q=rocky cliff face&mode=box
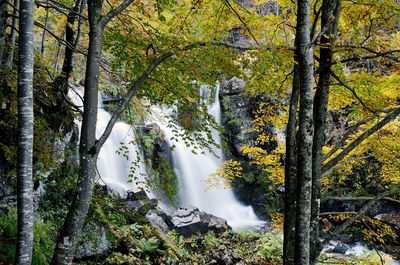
[219,77,280,219]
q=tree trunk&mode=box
[50,0,103,264]
[15,0,35,263]
[52,0,82,121]
[294,0,314,264]
[5,0,19,69]
[310,1,341,262]
[40,3,49,55]
[0,0,8,64]
[283,64,299,265]
[56,0,82,94]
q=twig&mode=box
[224,0,259,45]
[361,219,385,265]
[330,72,375,114]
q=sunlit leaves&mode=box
[205,159,243,190]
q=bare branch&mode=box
[320,211,356,216]
[322,196,400,204]
[224,0,259,45]
[330,71,375,113]
[321,189,400,246]
[322,107,400,174]
[322,113,379,162]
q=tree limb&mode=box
[321,189,400,246]
[95,51,173,151]
[322,196,400,204]
[321,113,379,162]
[224,0,259,45]
[322,107,400,174]
[100,0,135,28]
[94,39,284,151]
[320,211,356,216]
[331,71,375,113]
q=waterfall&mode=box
[152,84,265,230]
[68,86,148,196]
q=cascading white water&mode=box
[68,86,148,196]
[152,84,265,230]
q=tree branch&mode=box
[322,107,400,174]
[100,0,135,28]
[312,16,335,45]
[224,0,259,45]
[94,40,292,151]
[331,71,375,113]
[322,113,379,162]
[322,196,400,204]
[321,189,400,246]
[95,52,173,151]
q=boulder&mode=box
[146,210,170,234]
[333,242,349,254]
[126,190,158,215]
[75,224,112,260]
[167,206,230,237]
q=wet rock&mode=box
[127,190,148,201]
[333,242,349,254]
[126,190,157,212]
[146,210,170,234]
[168,207,230,237]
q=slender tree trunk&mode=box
[283,64,299,265]
[0,0,8,64]
[53,0,82,115]
[15,0,35,263]
[294,0,315,264]
[57,0,82,92]
[54,33,64,73]
[51,1,103,264]
[40,3,49,55]
[310,1,341,263]
[6,0,19,69]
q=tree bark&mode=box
[6,0,19,69]
[283,65,299,265]
[50,1,103,264]
[0,0,8,64]
[15,0,35,263]
[310,0,341,262]
[294,0,314,264]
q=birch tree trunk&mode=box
[310,1,341,262]
[6,0,19,69]
[294,0,315,264]
[15,0,35,263]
